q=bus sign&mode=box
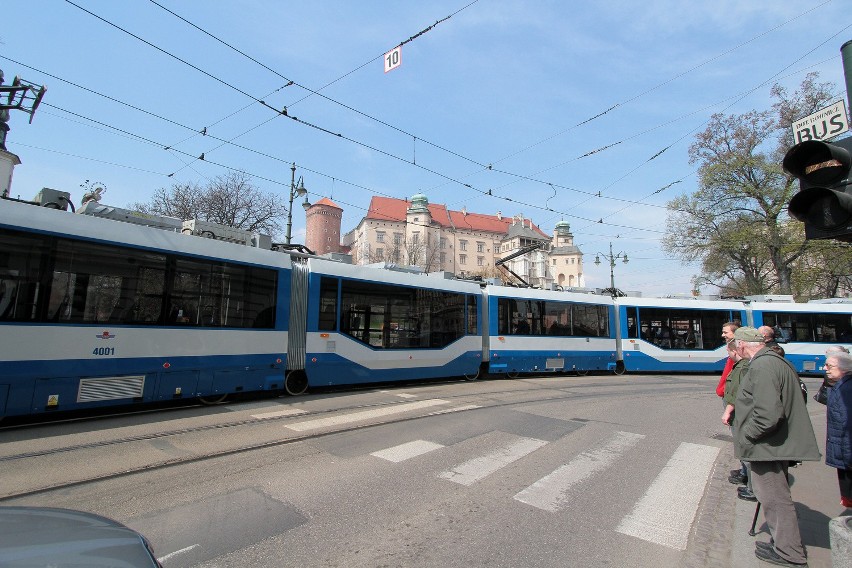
[791,99,849,144]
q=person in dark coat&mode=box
[823,351,852,509]
[732,327,821,567]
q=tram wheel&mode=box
[507,371,520,379]
[575,369,589,376]
[463,368,480,381]
[613,361,626,375]
[284,371,309,396]
[198,393,228,405]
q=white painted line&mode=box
[514,431,645,512]
[439,436,547,486]
[284,399,450,432]
[251,408,308,420]
[395,393,418,399]
[371,440,445,462]
[616,442,720,550]
[429,404,482,415]
[158,543,199,562]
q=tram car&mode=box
[482,285,616,376]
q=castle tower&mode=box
[305,197,343,255]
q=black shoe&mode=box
[729,472,748,485]
[754,545,807,566]
[738,487,757,502]
[755,541,774,551]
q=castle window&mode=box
[460,254,467,265]
[376,232,385,243]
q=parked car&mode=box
[0,506,162,567]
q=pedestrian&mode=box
[823,350,852,509]
[732,326,821,567]
[758,325,786,357]
[814,346,850,405]
[721,340,755,498]
[716,321,741,399]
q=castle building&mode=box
[337,194,584,288]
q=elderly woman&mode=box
[824,350,852,509]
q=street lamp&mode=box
[594,242,629,295]
[594,242,629,375]
[286,162,308,244]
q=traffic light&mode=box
[784,137,852,241]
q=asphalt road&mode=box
[0,374,838,567]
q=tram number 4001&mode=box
[92,346,116,356]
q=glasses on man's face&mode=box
[825,363,838,369]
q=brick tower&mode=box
[305,197,343,255]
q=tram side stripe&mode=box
[615,442,720,550]
[513,431,645,512]
[371,440,445,462]
[284,399,451,431]
[438,436,547,486]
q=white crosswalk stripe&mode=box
[513,431,646,512]
[615,442,720,550]
[371,440,445,462]
[438,436,548,486]
[284,399,450,431]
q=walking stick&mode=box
[748,501,761,536]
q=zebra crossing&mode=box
[366,421,720,551]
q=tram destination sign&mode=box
[791,99,849,144]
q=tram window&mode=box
[637,307,728,350]
[318,277,338,331]
[49,240,167,325]
[497,298,608,337]
[762,311,852,343]
[466,294,478,334]
[0,227,278,327]
[339,280,467,349]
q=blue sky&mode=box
[2,1,850,295]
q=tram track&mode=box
[0,376,706,502]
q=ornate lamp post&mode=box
[594,242,629,295]
[286,163,308,244]
[594,242,629,375]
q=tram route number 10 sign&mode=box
[384,45,402,73]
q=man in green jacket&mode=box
[732,327,821,567]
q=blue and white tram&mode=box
[482,286,617,376]
[0,197,292,418]
[615,296,748,373]
[295,258,483,390]
[750,300,852,375]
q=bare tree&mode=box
[130,172,286,237]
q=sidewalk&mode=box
[728,379,851,568]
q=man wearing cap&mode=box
[732,326,820,567]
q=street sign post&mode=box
[791,99,849,144]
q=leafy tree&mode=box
[664,73,852,298]
[130,172,286,237]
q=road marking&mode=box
[284,399,450,431]
[514,431,645,512]
[439,436,547,486]
[251,408,308,420]
[429,404,481,415]
[158,543,199,562]
[616,442,720,550]
[395,393,418,399]
[371,440,445,462]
